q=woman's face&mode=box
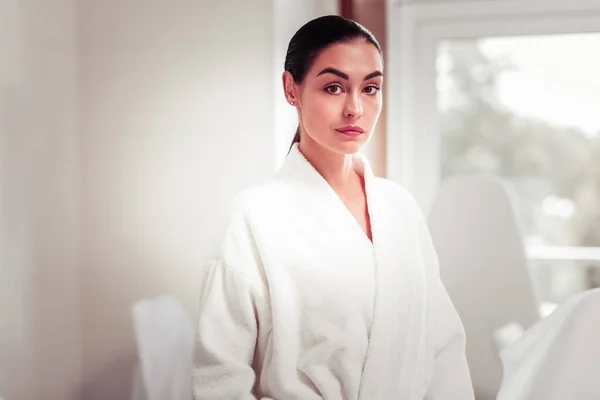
[284,39,384,155]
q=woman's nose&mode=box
[344,93,363,118]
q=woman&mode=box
[193,15,474,400]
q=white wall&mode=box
[78,1,284,398]
[0,0,81,399]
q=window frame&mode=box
[385,0,600,213]
[385,0,600,264]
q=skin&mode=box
[282,39,384,242]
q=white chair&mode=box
[130,295,194,400]
[427,175,543,399]
[498,287,600,400]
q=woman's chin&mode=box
[302,133,368,155]
[332,140,365,154]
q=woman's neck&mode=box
[298,138,362,197]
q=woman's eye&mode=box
[364,85,380,95]
[325,84,343,94]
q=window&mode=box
[437,34,600,303]
[386,0,600,305]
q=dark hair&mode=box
[284,15,382,153]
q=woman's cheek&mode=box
[366,97,382,123]
[311,96,336,123]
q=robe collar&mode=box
[276,143,376,248]
[278,144,428,399]
[279,142,374,182]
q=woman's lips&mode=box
[335,125,365,137]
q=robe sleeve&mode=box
[411,199,475,399]
[425,276,475,400]
[193,259,272,400]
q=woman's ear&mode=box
[282,71,298,106]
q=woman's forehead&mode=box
[309,41,383,78]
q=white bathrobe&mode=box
[193,143,474,400]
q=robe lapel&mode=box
[278,144,374,253]
[354,153,432,400]
[278,144,431,399]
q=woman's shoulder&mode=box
[223,177,292,224]
[370,176,435,240]
[372,176,422,211]
[202,178,288,265]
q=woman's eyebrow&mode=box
[364,70,384,80]
[316,67,383,81]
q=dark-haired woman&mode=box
[193,15,474,400]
